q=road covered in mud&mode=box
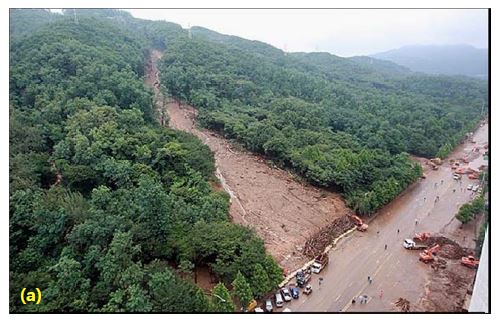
[284,123,488,312]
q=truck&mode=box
[311,253,329,274]
[349,215,368,231]
[296,267,312,287]
[403,239,428,250]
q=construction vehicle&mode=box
[413,232,431,242]
[461,256,479,269]
[296,267,312,287]
[311,253,329,274]
[349,215,368,231]
[246,299,257,312]
[403,239,428,250]
[419,244,440,263]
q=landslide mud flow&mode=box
[145,51,351,272]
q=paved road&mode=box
[282,123,488,312]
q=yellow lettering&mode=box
[27,292,36,302]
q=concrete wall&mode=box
[469,228,489,313]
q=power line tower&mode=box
[73,8,79,25]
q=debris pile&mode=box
[425,236,474,259]
[302,215,355,257]
[394,298,410,312]
[430,258,447,271]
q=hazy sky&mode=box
[125,9,488,57]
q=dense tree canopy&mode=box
[10,9,281,313]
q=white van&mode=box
[275,292,284,308]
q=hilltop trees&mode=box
[159,37,485,214]
[9,11,281,313]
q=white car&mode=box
[281,288,292,302]
[467,184,473,190]
[472,185,479,192]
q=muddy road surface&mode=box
[145,51,351,272]
[283,123,488,312]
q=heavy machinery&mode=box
[414,232,431,242]
[419,244,440,263]
[461,256,479,269]
[311,253,329,273]
[349,215,368,231]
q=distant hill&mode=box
[371,44,488,78]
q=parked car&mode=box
[281,287,292,302]
[472,185,479,192]
[303,284,312,295]
[467,184,473,190]
[265,299,273,312]
[291,287,300,299]
[453,173,461,180]
[275,292,284,307]
[254,307,264,313]
[283,308,292,312]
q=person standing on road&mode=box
[368,276,372,284]
[385,244,387,250]
[441,179,444,184]
[397,229,400,234]
[424,197,426,202]
[415,219,418,225]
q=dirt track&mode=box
[145,50,351,272]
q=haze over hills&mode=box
[371,44,488,78]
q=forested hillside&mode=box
[158,32,487,214]
[9,9,488,313]
[10,9,281,312]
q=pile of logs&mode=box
[302,216,354,258]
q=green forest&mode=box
[10,9,281,312]
[10,9,487,313]
[159,30,487,214]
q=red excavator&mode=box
[414,232,431,242]
[461,256,479,269]
[349,215,368,232]
[419,244,440,263]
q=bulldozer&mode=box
[461,256,479,269]
[349,215,368,232]
[419,244,440,263]
[413,232,431,242]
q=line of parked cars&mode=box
[259,283,311,312]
